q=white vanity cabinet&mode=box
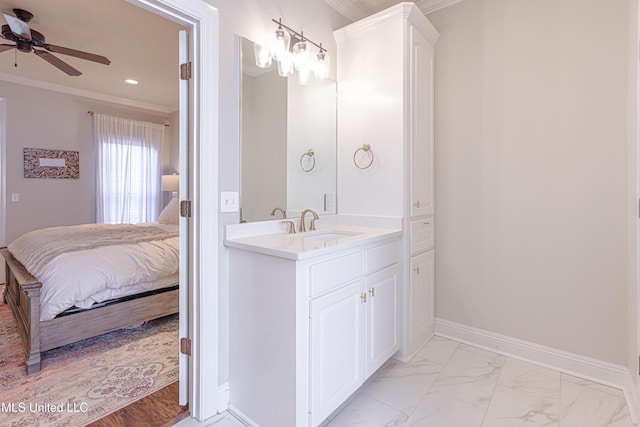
[409,25,435,219]
[407,14,437,358]
[227,233,401,427]
[409,250,434,347]
[335,2,438,361]
[310,278,365,424]
[310,250,399,426]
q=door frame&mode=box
[128,0,220,421]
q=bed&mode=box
[1,213,180,374]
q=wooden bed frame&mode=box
[1,247,179,374]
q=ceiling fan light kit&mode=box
[0,8,111,76]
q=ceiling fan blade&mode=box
[33,50,81,76]
[0,43,15,52]
[2,13,30,40]
[44,44,110,65]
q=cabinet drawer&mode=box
[365,241,400,275]
[410,218,434,255]
[310,251,363,297]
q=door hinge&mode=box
[180,61,192,80]
[180,200,192,218]
[180,337,192,356]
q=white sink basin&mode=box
[303,231,362,242]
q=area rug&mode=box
[0,304,179,426]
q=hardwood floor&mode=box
[88,382,189,427]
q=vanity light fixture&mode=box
[254,18,330,84]
[253,43,272,68]
[273,20,291,61]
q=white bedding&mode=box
[8,222,179,321]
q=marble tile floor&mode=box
[177,336,635,427]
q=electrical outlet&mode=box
[11,193,20,202]
[220,191,239,213]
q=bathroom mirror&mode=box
[239,36,337,222]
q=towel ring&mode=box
[353,144,374,170]
[300,149,316,172]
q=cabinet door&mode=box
[366,265,400,376]
[410,250,434,351]
[409,25,435,218]
[310,280,366,425]
[410,218,434,255]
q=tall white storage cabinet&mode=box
[335,2,439,360]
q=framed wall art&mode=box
[23,148,80,179]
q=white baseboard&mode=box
[228,404,260,427]
[217,382,230,414]
[434,317,638,425]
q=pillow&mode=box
[157,196,180,224]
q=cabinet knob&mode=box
[361,292,367,303]
[414,266,420,275]
[369,287,375,297]
[414,200,421,208]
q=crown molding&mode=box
[325,0,464,23]
[0,72,172,114]
[322,0,368,22]
[415,0,465,15]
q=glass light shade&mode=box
[273,27,291,61]
[296,65,311,85]
[253,42,272,68]
[314,50,330,80]
[277,55,294,77]
[292,39,310,70]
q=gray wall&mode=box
[429,0,632,366]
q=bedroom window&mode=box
[94,113,165,224]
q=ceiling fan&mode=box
[0,8,110,76]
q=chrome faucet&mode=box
[298,208,319,232]
[270,207,286,219]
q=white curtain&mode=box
[94,113,164,224]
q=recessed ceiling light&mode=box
[125,79,139,85]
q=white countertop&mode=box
[224,224,402,260]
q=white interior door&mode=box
[178,29,190,406]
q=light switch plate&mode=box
[220,191,239,213]
[11,193,19,202]
[324,193,335,212]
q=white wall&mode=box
[204,0,350,386]
[336,18,405,218]
[429,0,631,365]
[1,81,172,243]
